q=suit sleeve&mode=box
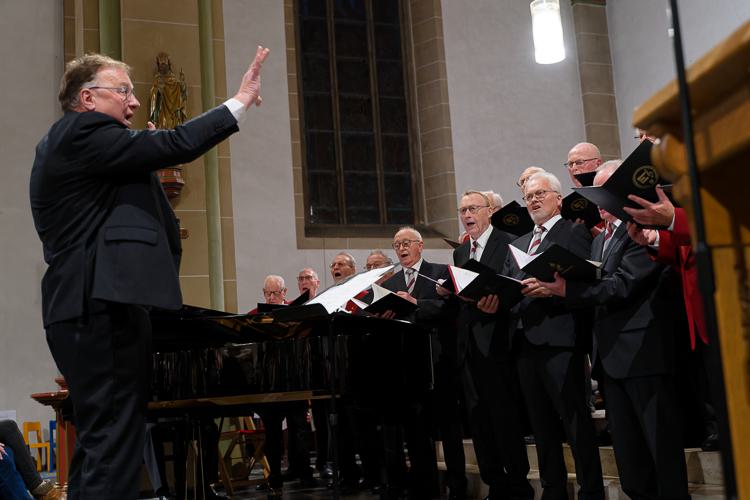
[565,240,663,307]
[67,107,239,178]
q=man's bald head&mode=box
[566,142,603,186]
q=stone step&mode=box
[436,439,724,493]
[448,464,725,500]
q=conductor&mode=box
[29,46,270,499]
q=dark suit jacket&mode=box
[452,227,514,362]
[565,223,676,379]
[381,260,448,324]
[503,217,592,349]
[30,107,239,326]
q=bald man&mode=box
[565,142,603,188]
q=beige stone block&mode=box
[175,210,209,276]
[218,157,233,217]
[294,193,304,221]
[179,276,211,308]
[423,171,456,200]
[83,29,99,54]
[412,16,441,45]
[211,0,224,38]
[223,279,238,313]
[288,92,299,121]
[291,143,302,169]
[296,222,325,249]
[289,118,301,143]
[322,237,348,249]
[292,167,303,196]
[284,1,294,23]
[287,73,299,96]
[582,93,619,125]
[64,0,73,17]
[414,39,445,69]
[122,0,199,25]
[185,86,205,119]
[425,193,457,224]
[352,238,394,252]
[585,123,621,158]
[429,219,457,239]
[421,148,455,177]
[575,33,612,65]
[221,217,236,280]
[417,79,449,110]
[64,18,75,56]
[579,63,614,95]
[83,0,98,29]
[286,47,297,76]
[572,3,608,35]
[415,60,446,87]
[418,103,451,134]
[411,0,439,24]
[122,20,201,88]
[421,127,452,155]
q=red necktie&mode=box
[470,240,479,260]
[529,226,545,255]
[602,222,615,258]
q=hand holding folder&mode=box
[445,259,525,306]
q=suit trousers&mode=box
[516,336,604,500]
[461,337,533,498]
[601,371,690,500]
[46,299,151,500]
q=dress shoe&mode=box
[701,433,720,451]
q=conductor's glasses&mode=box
[85,85,136,100]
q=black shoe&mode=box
[702,433,720,451]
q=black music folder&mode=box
[561,191,602,228]
[574,171,597,187]
[509,244,601,282]
[573,141,664,226]
[447,259,525,304]
[352,284,418,318]
[491,200,534,236]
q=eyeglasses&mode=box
[523,189,557,203]
[297,275,317,282]
[563,158,598,169]
[263,289,286,297]
[457,205,489,215]
[392,239,420,250]
[85,85,136,100]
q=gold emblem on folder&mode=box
[632,165,659,189]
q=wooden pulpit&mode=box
[633,19,750,497]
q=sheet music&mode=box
[509,244,541,269]
[448,265,479,294]
[307,265,395,313]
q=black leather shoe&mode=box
[702,433,720,451]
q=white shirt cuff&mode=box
[667,212,676,232]
[223,98,247,125]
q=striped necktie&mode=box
[405,268,416,294]
[602,222,615,258]
[529,226,546,255]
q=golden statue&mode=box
[149,52,188,129]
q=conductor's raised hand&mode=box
[234,45,271,109]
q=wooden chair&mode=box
[217,416,269,495]
[22,421,51,472]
